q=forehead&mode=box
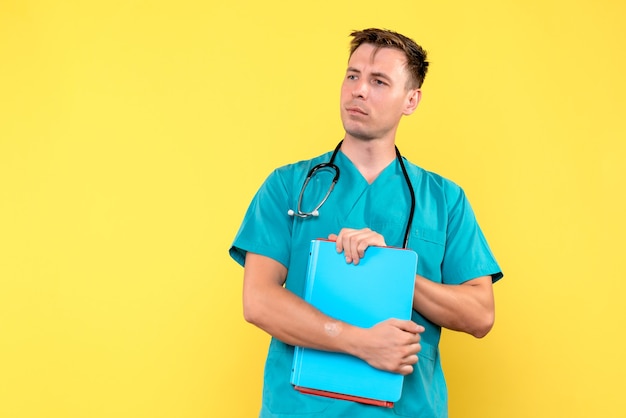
[348,43,409,77]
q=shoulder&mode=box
[403,158,465,199]
[276,151,333,172]
[270,152,334,183]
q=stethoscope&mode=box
[287,140,416,248]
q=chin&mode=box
[342,124,373,142]
[344,129,376,141]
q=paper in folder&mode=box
[290,239,418,408]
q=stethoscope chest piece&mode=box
[287,160,340,219]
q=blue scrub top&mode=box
[230,149,503,418]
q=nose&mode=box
[351,79,368,100]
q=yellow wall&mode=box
[1,1,624,417]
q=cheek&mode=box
[383,94,407,112]
[339,84,350,102]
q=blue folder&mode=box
[290,239,418,407]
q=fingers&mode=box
[395,342,423,375]
[331,228,387,265]
[399,364,414,375]
[398,352,419,375]
[388,321,423,375]
[359,320,425,375]
[387,318,425,335]
[379,345,422,376]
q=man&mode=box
[229,28,503,418]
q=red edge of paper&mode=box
[294,386,395,408]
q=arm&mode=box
[330,228,495,337]
[413,275,495,338]
[242,251,425,375]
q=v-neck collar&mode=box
[335,149,399,187]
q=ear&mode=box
[403,89,422,116]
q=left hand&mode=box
[328,228,386,265]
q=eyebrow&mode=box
[346,67,392,83]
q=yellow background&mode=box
[1,1,625,417]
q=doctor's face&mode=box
[340,43,420,142]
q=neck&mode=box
[340,136,397,184]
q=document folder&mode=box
[290,239,418,407]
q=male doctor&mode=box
[229,28,503,418]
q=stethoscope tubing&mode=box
[289,140,416,249]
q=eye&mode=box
[374,79,387,86]
[347,74,357,80]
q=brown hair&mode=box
[349,28,429,89]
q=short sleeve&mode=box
[229,168,293,268]
[441,185,503,284]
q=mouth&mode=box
[345,105,368,116]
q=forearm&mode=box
[242,252,361,355]
[244,279,360,353]
[413,275,495,338]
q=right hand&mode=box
[355,318,425,375]
[328,227,387,265]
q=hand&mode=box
[328,228,386,265]
[356,318,424,375]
